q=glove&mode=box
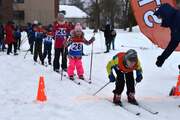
[156,56,165,67]
[90,37,95,42]
[136,71,143,83]
[109,73,116,82]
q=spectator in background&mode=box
[111,28,117,50]
[0,23,5,51]
[101,21,113,53]
[4,21,18,55]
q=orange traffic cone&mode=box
[36,76,47,102]
[174,75,180,96]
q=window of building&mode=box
[0,0,2,6]
[14,0,24,3]
[13,10,24,20]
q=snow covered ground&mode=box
[0,27,180,120]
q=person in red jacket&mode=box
[53,13,68,72]
[4,21,18,55]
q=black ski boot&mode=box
[48,61,52,65]
[63,68,67,72]
[113,94,122,106]
[14,53,18,55]
[127,93,139,105]
[54,69,60,73]
[41,61,44,65]
[79,75,84,80]
[104,50,109,53]
[69,76,74,80]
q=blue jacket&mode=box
[154,3,180,41]
[43,36,53,45]
[14,30,21,38]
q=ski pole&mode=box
[60,69,63,81]
[61,47,67,81]
[93,82,111,96]
[89,32,96,81]
[24,48,30,59]
[20,36,28,47]
[60,48,64,81]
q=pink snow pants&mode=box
[67,58,84,77]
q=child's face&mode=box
[126,60,136,68]
[75,30,82,36]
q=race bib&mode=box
[69,42,83,56]
[55,28,66,38]
[70,43,83,51]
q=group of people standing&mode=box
[0,21,21,55]
[26,13,74,71]
[26,12,94,80]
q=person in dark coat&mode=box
[26,23,36,54]
[0,23,5,51]
[101,22,113,53]
[154,3,180,67]
[111,29,117,50]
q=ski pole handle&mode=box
[93,82,111,96]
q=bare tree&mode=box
[88,0,101,29]
[88,0,136,30]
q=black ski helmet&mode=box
[124,49,138,62]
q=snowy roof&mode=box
[59,5,89,18]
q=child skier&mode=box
[34,23,46,65]
[43,31,53,65]
[64,23,95,80]
[106,49,143,105]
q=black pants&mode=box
[105,38,111,52]
[43,44,52,63]
[16,37,21,50]
[7,42,17,54]
[33,41,43,62]
[111,38,115,50]
[53,48,67,70]
[0,38,5,51]
[29,38,34,54]
[113,70,135,95]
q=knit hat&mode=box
[124,49,138,62]
[74,23,82,32]
[58,13,65,18]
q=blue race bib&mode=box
[69,42,83,57]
